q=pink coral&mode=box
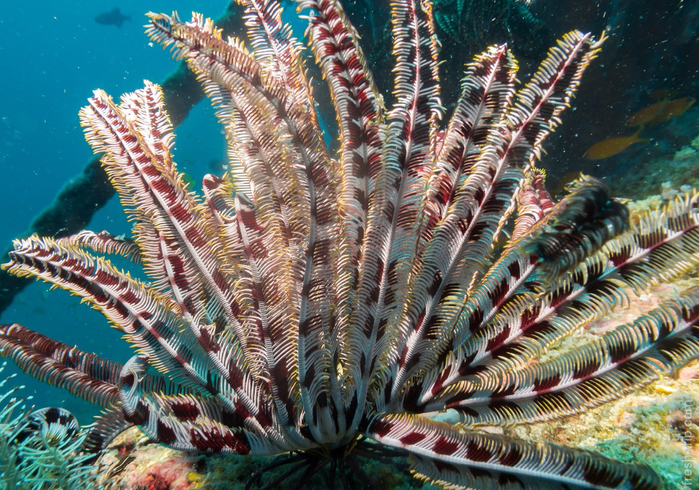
[122,452,196,490]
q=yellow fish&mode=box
[584,127,648,160]
[626,99,668,127]
[650,96,696,124]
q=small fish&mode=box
[584,127,648,160]
[650,96,696,124]
[94,8,131,28]
[626,99,668,127]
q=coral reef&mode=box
[0,362,98,489]
[515,190,699,489]
[513,370,699,490]
[93,426,428,490]
[609,131,699,203]
[94,428,205,490]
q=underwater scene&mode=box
[0,0,698,488]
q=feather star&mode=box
[1,0,698,488]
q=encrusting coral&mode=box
[611,131,699,203]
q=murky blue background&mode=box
[0,0,234,422]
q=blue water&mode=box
[0,0,231,422]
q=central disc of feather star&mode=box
[2,0,698,489]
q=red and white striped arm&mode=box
[365,412,660,489]
[432,289,699,426]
